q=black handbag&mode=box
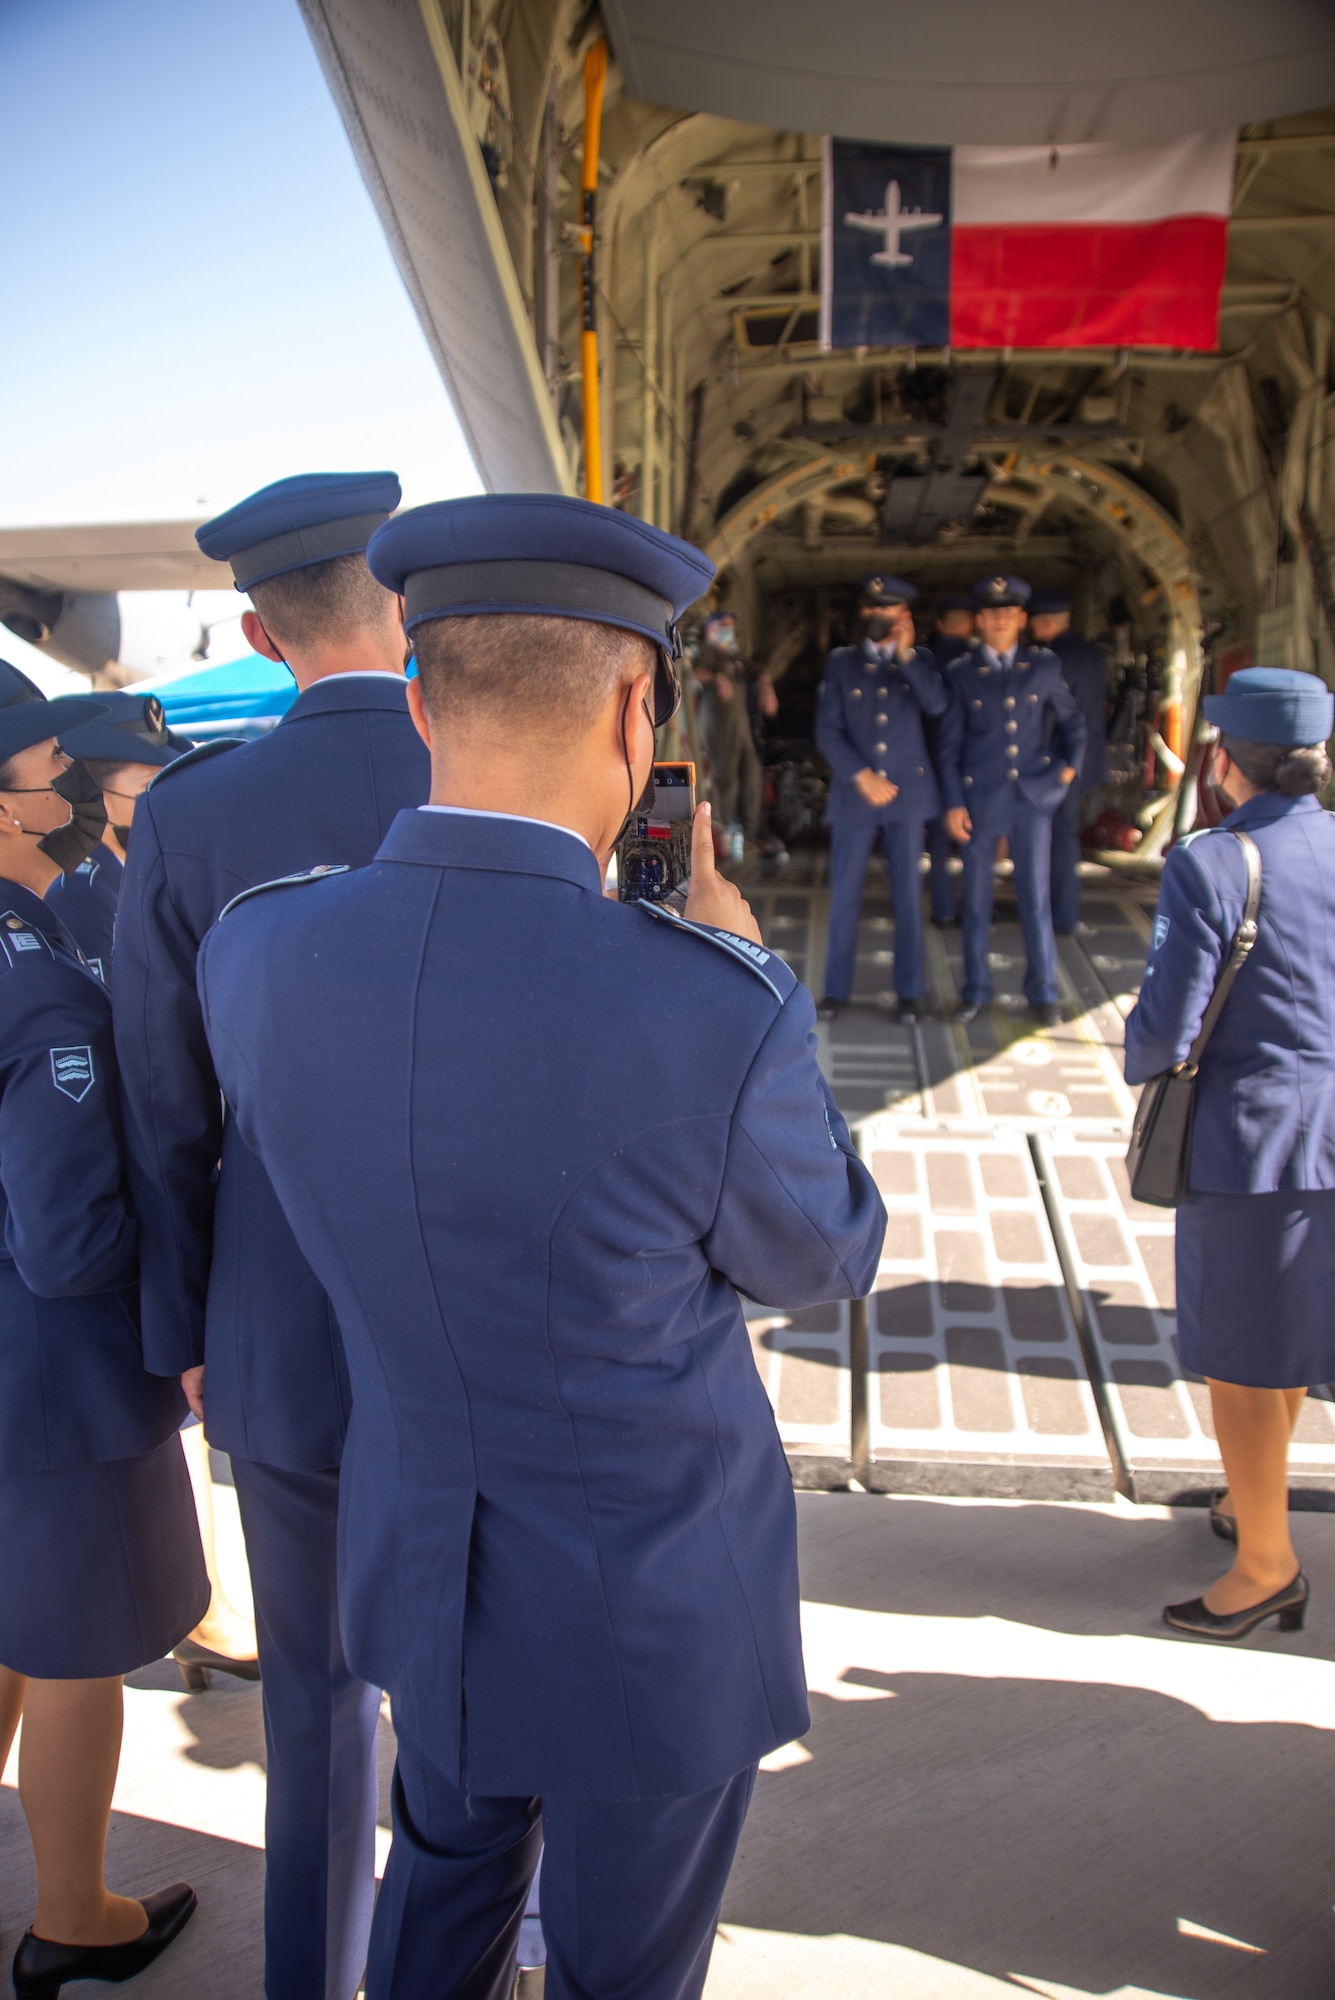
[1125,829,1261,1209]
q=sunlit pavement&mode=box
[5,1483,1335,1998]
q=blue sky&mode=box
[0,0,481,681]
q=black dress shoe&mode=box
[815,995,843,1021]
[929,915,957,930]
[1209,1490,1238,1544]
[954,1001,981,1025]
[13,1883,197,1999]
[894,999,920,1025]
[1031,1003,1062,1028]
[1163,1570,1308,1642]
[172,1637,261,1692]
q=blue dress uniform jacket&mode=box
[1049,631,1110,788]
[44,846,120,985]
[0,886,183,1473]
[197,808,887,1800]
[815,641,947,823]
[1125,793,1335,1192]
[936,644,1087,815]
[114,673,430,1469]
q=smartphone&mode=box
[617,762,696,903]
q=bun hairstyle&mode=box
[1219,731,1332,797]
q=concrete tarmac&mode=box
[4,1483,1335,1998]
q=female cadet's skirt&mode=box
[1176,1186,1335,1388]
[0,1434,208,1678]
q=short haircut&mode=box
[412,613,654,735]
[248,552,398,653]
[0,757,19,792]
[1220,732,1332,798]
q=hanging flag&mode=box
[820,132,1235,352]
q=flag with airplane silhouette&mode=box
[820,132,1234,352]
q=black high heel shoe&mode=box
[1164,1570,1308,1642]
[172,1637,261,1692]
[1209,1490,1238,1544]
[12,1882,196,1999]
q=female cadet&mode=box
[1124,667,1335,1641]
[0,663,207,1996]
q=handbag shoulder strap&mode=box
[1183,828,1261,1069]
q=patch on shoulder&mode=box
[0,910,53,970]
[1151,913,1170,953]
[50,1045,94,1103]
[219,864,350,921]
[147,738,246,789]
[634,900,795,1003]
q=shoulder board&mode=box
[147,738,246,789]
[0,910,54,971]
[1175,827,1221,852]
[634,901,795,1002]
[218,863,350,921]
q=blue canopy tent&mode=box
[146,653,297,739]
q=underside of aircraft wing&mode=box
[0,520,220,595]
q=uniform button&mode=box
[875,741,887,752]
[876,768,888,778]
[1006,746,1018,758]
[915,766,924,776]
[1008,769,1019,780]
[972,698,982,710]
[1006,721,1017,733]
[964,776,973,787]
[1028,693,1038,703]
[1004,696,1016,710]
[876,712,887,723]
[852,688,863,699]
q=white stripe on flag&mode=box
[953,131,1236,226]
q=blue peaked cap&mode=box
[58,691,193,768]
[368,496,717,652]
[197,471,402,592]
[1204,667,1334,747]
[860,574,917,606]
[0,659,106,761]
[972,573,1031,609]
[1028,591,1072,615]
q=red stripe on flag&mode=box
[949,216,1227,350]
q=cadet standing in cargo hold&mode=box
[814,576,947,1024]
[196,494,886,2000]
[1028,592,1111,934]
[924,594,976,928]
[937,575,1086,1027]
[114,473,430,2000]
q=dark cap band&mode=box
[231,511,392,593]
[403,560,677,651]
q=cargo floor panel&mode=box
[744,1299,853,1488]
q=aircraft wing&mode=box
[0,520,222,594]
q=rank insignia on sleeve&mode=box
[1152,915,1170,953]
[50,1046,95,1102]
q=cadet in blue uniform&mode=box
[924,594,975,927]
[814,576,947,1024]
[0,665,206,1999]
[115,473,429,2000]
[1125,668,1335,1643]
[937,575,1086,1026]
[45,694,192,982]
[196,495,887,2000]
[1028,593,1111,933]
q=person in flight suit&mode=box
[44,693,192,982]
[924,594,976,927]
[1028,592,1111,934]
[694,610,764,848]
[0,665,207,1999]
[937,575,1086,1027]
[195,494,887,2000]
[115,472,430,2000]
[814,576,947,1025]
[1125,669,1335,1642]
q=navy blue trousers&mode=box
[823,818,925,1001]
[232,1458,382,2000]
[960,795,1059,1007]
[366,1730,757,2000]
[1050,782,1084,933]
[924,815,957,923]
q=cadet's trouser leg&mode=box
[880,819,926,999]
[232,1459,381,2000]
[924,815,957,922]
[1011,801,1060,1007]
[738,734,764,843]
[822,822,879,1000]
[1050,782,1083,933]
[959,815,1002,1006]
[366,1733,541,2000]
[709,743,740,830]
[539,1766,757,2000]
[367,1726,756,2000]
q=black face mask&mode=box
[864,614,895,643]
[38,762,108,872]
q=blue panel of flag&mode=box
[821,139,952,350]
